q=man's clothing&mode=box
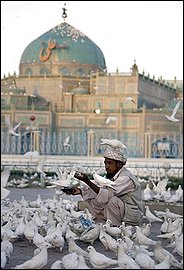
[81,167,144,226]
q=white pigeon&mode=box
[50,260,63,269]
[61,252,79,269]
[167,217,181,233]
[67,236,89,257]
[76,255,90,269]
[163,187,171,202]
[79,224,100,245]
[144,205,163,223]
[100,138,127,149]
[24,151,40,157]
[117,242,141,269]
[48,231,65,251]
[175,185,183,201]
[65,224,78,241]
[124,96,136,104]
[164,208,183,220]
[157,222,183,239]
[172,234,183,257]
[160,216,169,234]
[143,184,153,201]
[49,168,68,186]
[87,245,118,269]
[100,234,119,254]
[51,170,75,188]
[5,115,22,136]
[154,255,170,269]
[63,135,71,147]
[33,231,48,247]
[122,235,134,251]
[1,234,14,260]
[134,225,157,246]
[105,116,117,124]
[24,219,38,243]
[92,171,117,189]
[165,100,181,122]
[134,245,155,269]
[102,220,122,238]
[165,192,181,204]
[120,222,133,238]
[154,210,167,219]
[1,250,7,269]
[140,223,152,237]
[1,169,10,200]
[152,178,168,195]
[154,240,182,269]
[35,156,47,178]
[14,243,51,269]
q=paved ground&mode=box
[2,188,183,269]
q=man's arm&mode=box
[74,172,100,194]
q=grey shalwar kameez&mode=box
[81,166,144,226]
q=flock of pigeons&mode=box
[1,138,183,268]
[1,188,183,269]
[143,178,183,204]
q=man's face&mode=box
[104,157,120,179]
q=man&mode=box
[67,141,144,226]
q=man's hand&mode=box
[65,187,82,195]
[74,171,90,183]
[75,171,100,194]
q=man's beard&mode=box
[106,172,116,180]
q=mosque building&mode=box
[1,7,183,158]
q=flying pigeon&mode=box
[35,156,47,178]
[63,136,71,147]
[5,115,22,136]
[105,116,117,125]
[165,100,181,122]
[124,96,136,104]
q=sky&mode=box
[1,1,183,80]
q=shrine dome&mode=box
[19,22,106,76]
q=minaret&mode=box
[131,59,138,76]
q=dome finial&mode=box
[62,3,67,21]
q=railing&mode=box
[1,130,183,159]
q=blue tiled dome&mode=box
[19,22,106,76]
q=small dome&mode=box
[19,22,106,76]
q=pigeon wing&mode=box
[156,178,168,190]
[171,100,181,117]
[13,121,22,131]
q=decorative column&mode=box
[87,129,94,157]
